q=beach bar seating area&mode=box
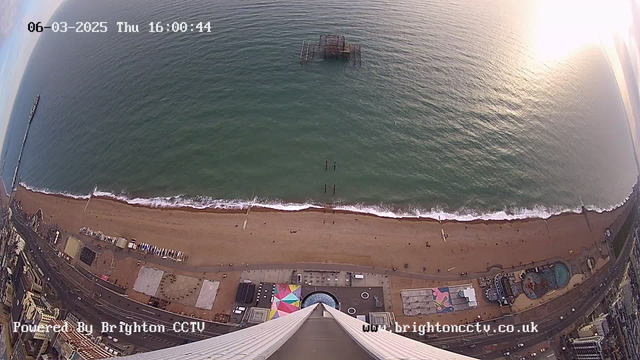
[79,226,186,261]
[80,227,127,248]
[300,34,362,67]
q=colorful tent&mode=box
[268,284,302,320]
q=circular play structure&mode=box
[361,291,370,300]
[347,307,357,315]
[301,291,339,309]
[522,262,571,299]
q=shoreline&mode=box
[16,182,633,224]
[12,182,631,272]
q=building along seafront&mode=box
[1,181,639,358]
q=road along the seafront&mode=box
[11,216,236,353]
[441,224,635,358]
[11,205,636,357]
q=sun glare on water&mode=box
[535,0,632,62]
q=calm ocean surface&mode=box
[2,0,638,219]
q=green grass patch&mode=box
[613,206,636,257]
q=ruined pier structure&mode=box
[300,35,362,67]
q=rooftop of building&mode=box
[26,291,47,309]
[572,335,605,344]
[48,320,113,359]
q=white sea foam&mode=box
[18,182,629,222]
[19,182,90,200]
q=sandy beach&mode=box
[13,185,627,274]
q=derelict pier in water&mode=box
[300,35,362,67]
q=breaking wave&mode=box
[18,182,628,222]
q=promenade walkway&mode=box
[77,229,571,282]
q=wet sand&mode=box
[14,185,627,273]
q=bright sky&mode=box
[532,0,640,167]
[534,0,634,61]
[0,0,64,153]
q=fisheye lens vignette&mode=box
[0,0,640,359]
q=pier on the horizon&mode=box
[11,95,40,191]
